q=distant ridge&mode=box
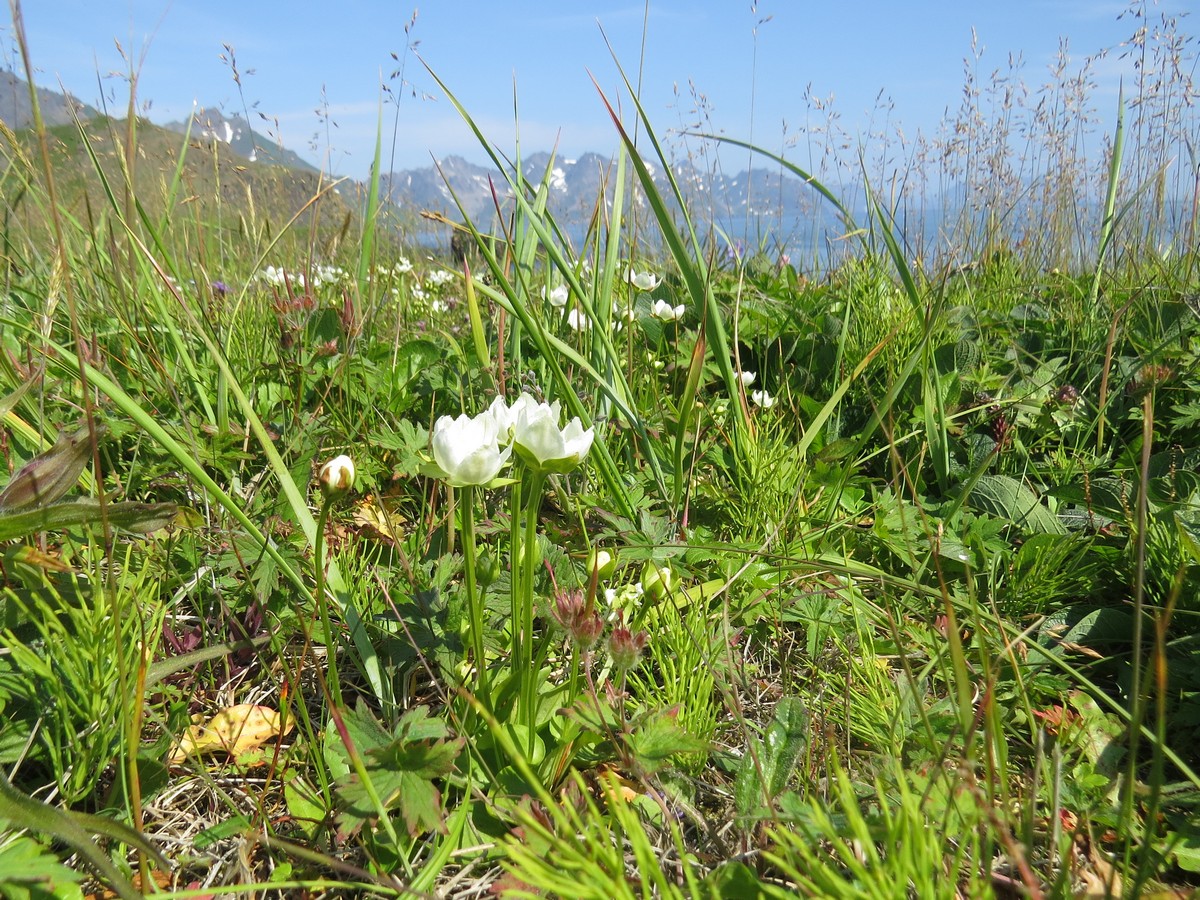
[163,106,319,174]
[381,150,827,239]
[0,71,843,249]
[0,69,99,129]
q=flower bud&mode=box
[588,547,616,581]
[476,549,499,589]
[550,588,605,650]
[640,561,674,602]
[515,538,543,572]
[608,618,648,671]
[318,455,356,500]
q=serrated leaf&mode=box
[968,475,1065,534]
[333,704,462,838]
[0,835,84,890]
[1169,831,1200,873]
[626,707,710,775]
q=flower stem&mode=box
[519,471,547,748]
[314,499,341,704]
[459,485,488,694]
[509,474,523,677]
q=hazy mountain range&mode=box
[1,71,828,242]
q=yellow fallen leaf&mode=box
[353,497,406,545]
[169,704,292,764]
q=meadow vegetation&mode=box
[1,3,1199,897]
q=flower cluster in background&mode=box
[259,264,349,289]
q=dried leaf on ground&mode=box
[169,704,293,764]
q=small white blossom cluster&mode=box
[604,581,645,618]
[425,269,457,288]
[259,265,295,287]
[312,264,347,287]
[259,264,347,288]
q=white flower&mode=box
[426,269,456,288]
[312,265,346,287]
[412,286,428,301]
[627,269,660,292]
[738,371,756,387]
[751,389,776,409]
[260,265,290,287]
[613,305,636,334]
[543,284,570,308]
[431,411,512,486]
[430,298,448,314]
[485,393,537,440]
[393,257,414,274]
[512,399,594,474]
[318,455,356,499]
[650,299,686,322]
[567,308,589,331]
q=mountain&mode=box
[1,71,837,250]
[0,75,361,241]
[163,106,319,174]
[0,69,99,129]
[2,115,359,240]
[381,150,830,241]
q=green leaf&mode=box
[0,835,84,894]
[1168,831,1200,873]
[334,705,462,838]
[734,697,808,821]
[0,423,104,512]
[0,775,157,900]
[193,815,252,850]
[626,707,710,776]
[283,774,328,839]
[0,498,178,542]
[703,860,767,899]
[967,475,1066,534]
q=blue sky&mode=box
[5,1,1186,178]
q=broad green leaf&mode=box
[735,696,809,821]
[968,475,1066,534]
[334,705,462,838]
[0,835,84,894]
